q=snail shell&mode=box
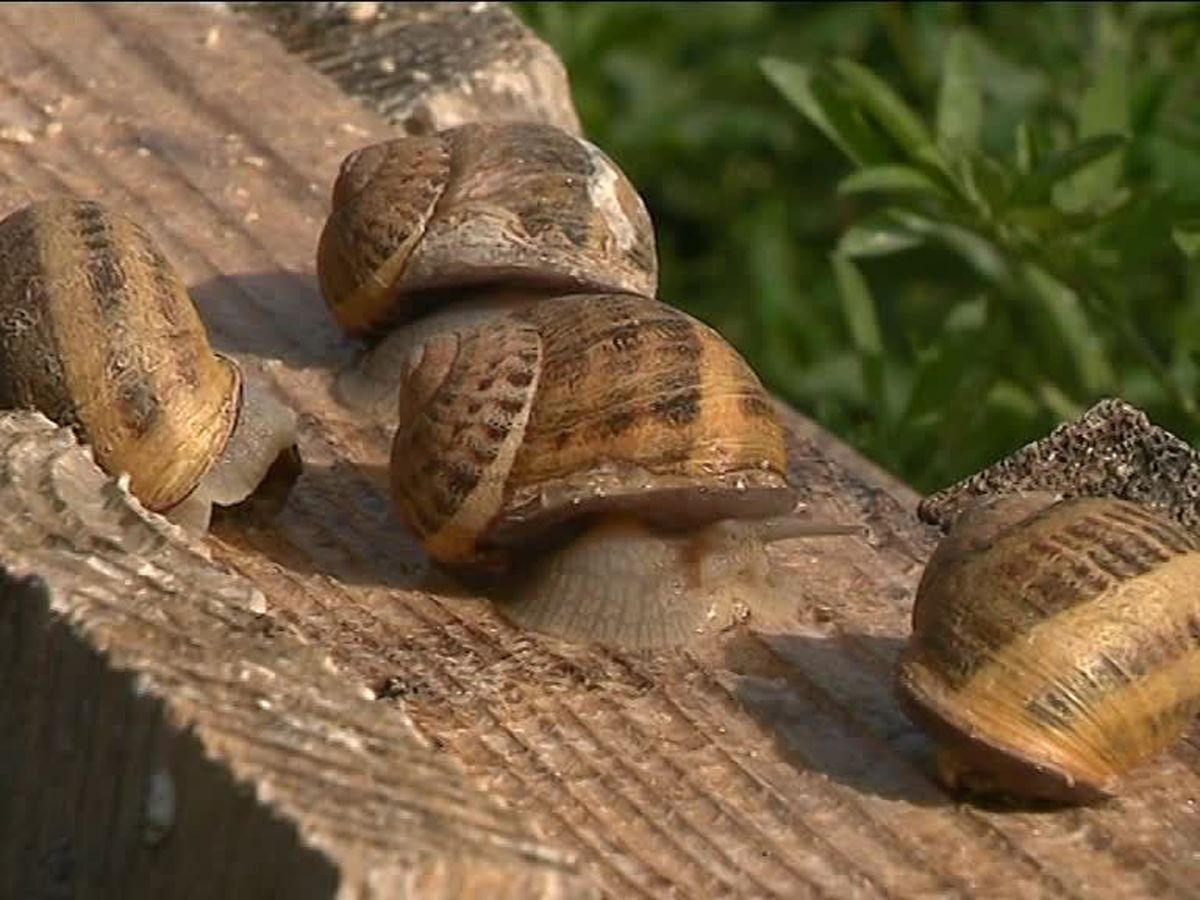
[316,121,658,339]
[0,198,301,532]
[332,289,532,418]
[389,292,858,648]
[896,492,1200,804]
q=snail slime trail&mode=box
[896,493,1200,805]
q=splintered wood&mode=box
[0,4,1197,898]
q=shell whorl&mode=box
[389,293,795,566]
[0,198,238,512]
[390,317,543,564]
[318,136,449,337]
[317,121,659,337]
[898,494,1200,800]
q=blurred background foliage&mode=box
[513,1,1200,494]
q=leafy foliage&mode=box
[515,2,1200,492]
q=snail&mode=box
[388,292,862,649]
[896,491,1200,805]
[315,123,861,647]
[315,120,658,417]
[0,197,302,533]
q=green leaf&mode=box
[760,57,888,166]
[954,153,1014,217]
[1173,220,1200,259]
[831,254,884,357]
[1009,187,1134,245]
[1021,263,1115,394]
[1036,381,1084,421]
[830,57,933,159]
[1012,133,1129,204]
[837,221,925,258]
[1057,35,1130,211]
[888,209,1011,285]
[1130,1,1200,23]
[943,295,988,333]
[905,297,989,420]
[1061,187,1135,231]
[837,164,950,199]
[987,380,1039,419]
[1015,121,1038,174]
[937,30,982,153]
[1005,204,1066,236]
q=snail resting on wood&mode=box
[897,492,1200,804]
[0,198,301,533]
[387,292,862,649]
[316,120,659,418]
[317,121,862,647]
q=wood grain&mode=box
[0,3,1196,897]
[238,1,583,136]
[0,411,587,899]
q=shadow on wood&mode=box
[190,270,354,371]
[723,629,958,808]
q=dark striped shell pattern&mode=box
[0,197,239,513]
[316,120,658,338]
[389,293,798,566]
[896,493,1200,803]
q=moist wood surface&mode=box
[0,3,1196,897]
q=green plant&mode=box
[758,3,1200,489]
[763,4,1200,489]
[517,3,1200,492]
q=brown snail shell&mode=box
[389,292,860,648]
[896,492,1200,804]
[332,289,535,418]
[316,121,658,339]
[0,197,301,533]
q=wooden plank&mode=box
[0,3,1195,897]
[0,413,587,899]
[236,1,583,136]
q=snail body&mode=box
[389,292,859,648]
[317,121,659,415]
[0,198,301,533]
[897,492,1200,804]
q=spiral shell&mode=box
[317,121,658,337]
[0,197,239,513]
[389,293,795,566]
[897,493,1200,803]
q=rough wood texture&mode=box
[238,1,583,136]
[0,3,1196,897]
[0,412,587,899]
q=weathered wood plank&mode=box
[0,413,587,899]
[0,3,1196,897]
[237,0,583,136]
